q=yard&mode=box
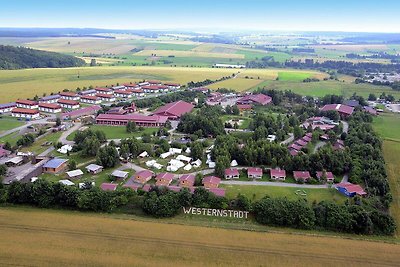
[66,125,158,140]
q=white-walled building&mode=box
[16,100,38,109]
[11,108,40,119]
[38,103,62,113]
[114,90,132,98]
[39,94,60,103]
[80,95,102,104]
[96,93,116,102]
[58,99,80,109]
[60,92,80,101]
[0,102,16,113]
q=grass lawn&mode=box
[20,131,62,154]
[0,117,24,134]
[0,131,21,146]
[373,113,400,142]
[220,115,252,129]
[67,125,158,140]
[277,71,312,81]
[220,184,346,203]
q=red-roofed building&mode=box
[96,113,168,127]
[224,168,239,179]
[302,135,312,142]
[114,90,132,98]
[203,176,221,188]
[247,167,263,179]
[80,95,102,104]
[123,83,139,90]
[270,169,286,181]
[289,149,299,156]
[316,171,335,183]
[141,85,162,93]
[155,172,174,186]
[288,143,302,151]
[134,170,154,184]
[320,104,354,117]
[16,100,38,109]
[58,99,80,109]
[100,183,118,191]
[38,103,62,113]
[164,82,181,90]
[363,106,378,116]
[237,104,253,112]
[0,102,17,113]
[127,89,145,97]
[123,184,141,191]
[60,92,80,101]
[62,105,101,120]
[179,174,195,187]
[147,80,162,85]
[335,182,367,197]
[152,100,194,120]
[295,139,308,147]
[96,93,116,102]
[11,108,40,119]
[293,171,311,182]
[236,94,272,106]
[141,184,152,192]
[95,87,113,95]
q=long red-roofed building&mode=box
[96,113,168,127]
[152,100,194,120]
[236,94,272,106]
[11,108,40,119]
[335,182,367,197]
[320,104,354,117]
[16,99,38,109]
[38,103,62,113]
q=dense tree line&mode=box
[0,45,85,69]
[73,129,107,156]
[134,91,204,109]
[187,75,234,88]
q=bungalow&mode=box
[320,104,354,117]
[247,167,263,179]
[293,171,311,182]
[134,169,154,184]
[95,87,113,95]
[43,158,68,173]
[123,83,139,90]
[79,89,97,96]
[85,164,103,174]
[224,168,240,179]
[270,169,286,181]
[100,183,118,191]
[80,95,102,104]
[236,94,272,106]
[110,170,129,180]
[111,85,126,91]
[38,103,62,113]
[147,80,162,85]
[316,171,335,183]
[202,176,221,188]
[114,89,132,98]
[155,172,174,186]
[128,89,145,97]
[179,174,195,187]
[39,94,60,103]
[157,85,169,93]
[11,108,40,119]
[16,99,38,109]
[335,182,367,197]
[60,92,80,101]
[96,93,116,102]
[0,102,16,113]
[66,169,84,179]
[58,99,80,109]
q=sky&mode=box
[0,0,399,33]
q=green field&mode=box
[277,71,312,81]
[0,117,24,134]
[373,113,400,142]
[20,131,62,155]
[66,125,158,141]
[221,184,345,203]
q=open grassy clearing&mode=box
[19,131,62,155]
[134,49,245,59]
[0,207,399,266]
[0,117,24,134]
[66,125,158,141]
[221,184,345,203]
[277,71,312,81]
[372,113,400,142]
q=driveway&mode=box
[280,133,294,145]
[341,120,349,134]
[58,122,81,145]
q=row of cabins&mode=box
[288,132,313,156]
[224,167,335,183]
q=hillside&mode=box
[0,45,85,69]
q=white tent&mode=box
[191,159,202,168]
[167,165,178,172]
[138,151,148,158]
[230,160,238,167]
[146,160,156,167]
[59,179,75,186]
[79,181,95,189]
[160,151,172,159]
[57,144,73,154]
[169,159,185,169]
[184,163,192,171]
[169,148,182,155]
[208,162,216,168]
[176,155,192,163]
[153,163,163,170]
[185,147,191,154]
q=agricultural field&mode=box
[208,77,264,92]
[0,207,399,266]
[221,184,346,203]
[373,113,400,142]
[134,49,245,59]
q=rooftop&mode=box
[43,158,68,169]
[153,100,194,118]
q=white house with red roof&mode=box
[202,176,221,188]
[80,95,102,104]
[96,113,168,127]
[95,87,113,95]
[0,102,16,113]
[38,103,62,113]
[16,99,38,109]
[293,171,311,182]
[152,100,194,120]
[96,93,116,102]
[60,92,80,101]
[114,90,132,98]
[224,168,240,179]
[270,169,287,181]
[58,99,80,109]
[134,170,154,184]
[11,108,40,119]
[247,167,263,179]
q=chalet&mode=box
[85,164,103,174]
[16,99,38,109]
[247,167,263,179]
[38,103,62,113]
[236,94,272,106]
[224,168,240,179]
[335,182,367,197]
[110,170,129,180]
[96,93,116,102]
[60,92,80,101]
[100,183,118,191]
[11,108,40,119]
[114,90,132,98]
[155,172,174,186]
[43,158,68,173]
[62,105,101,120]
[66,169,84,179]
[58,99,80,109]
[270,169,286,181]
[80,95,102,104]
[293,171,311,182]
[179,174,195,187]
[202,176,221,188]
[79,89,97,96]
[152,100,194,120]
[0,102,16,113]
[95,87,113,95]
[316,171,335,183]
[96,113,168,127]
[134,169,154,184]
[39,94,60,103]
[320,104,354,117]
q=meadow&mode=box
[66,125,158,141]
[0,207,399,266]
[0,116,24,134]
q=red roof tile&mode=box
[16,99,37,105]
[270,169,286,177]
[247,167,263,176]
[203,176,221,185]
[153,100,194,118]
[225,168,239,176]
[12,108,39,114]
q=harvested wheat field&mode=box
[0,207,399,266]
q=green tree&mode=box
[126,121,137,133]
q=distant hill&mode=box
[0,45,85,69]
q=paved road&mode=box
[280,133,294,145]
[58,123,82,145]
[341,120,349,134]
[221,180,329,189]
[313,141,326,153]
[341,173,349,183]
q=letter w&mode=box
[183,207,192,214]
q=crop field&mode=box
[208,77,265,91]
[277,71,313,81]
[0,207,399,266]
[134,49,245,59]
[221,184,346,203]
